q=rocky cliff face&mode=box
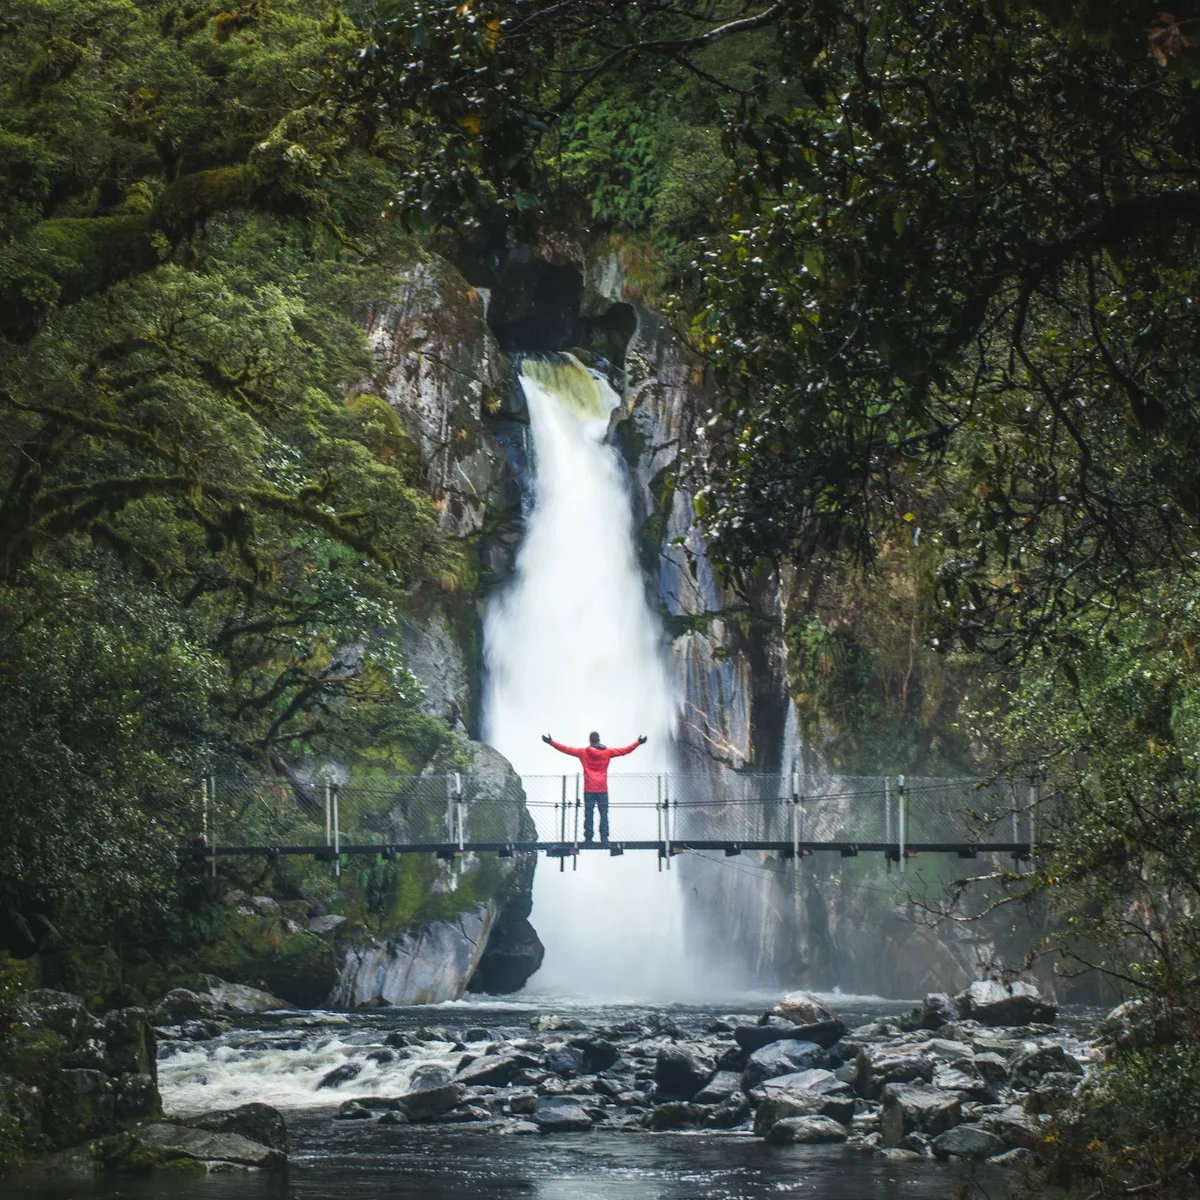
[366,238,1028,1000]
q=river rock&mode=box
[205,979,294,1015]
[531,1014,587,1032]
[545,1046,585,1076]
[743,1040,826,1089]
[750,1070,856,1133]
[764,1115,848,1145]
[335,1101,374,1120]
[856,1046,936,1098]
[571,1035,620,1073]
[954,980,1057,1026]
[931,1061,995,1102]
[398,1082,465,1122]
[694,1070,743,1105]
[978,1104,1046,1149]
[151,989,215,1024]
[772,993,839,1026]
[653,1043,715,1099]
[1008,1044,1083,1089]
[705,1091,751,1129]
[24,990,89,1041]
[114,1073,159,1120]
[133,1122,286,1168]
[317,1063,361,1089]
[457,1052,537,1087]
[735,1016,846,1053]
[880,1083,963,1146]
[901,993,957,1031]
[532,1097,593,1132]
[187,1102,288,1152]
[931,1125,1007,1160]
[646,1101,705,1130]
[102,1008,156,1076]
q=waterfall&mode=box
[483,355,699,1000]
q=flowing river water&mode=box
[12,993,1033,1200]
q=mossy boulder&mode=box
[190,909,336,1008]
[39,948,124,1013]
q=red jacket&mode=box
[548,740,640,792]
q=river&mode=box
[10,992,1056,1200]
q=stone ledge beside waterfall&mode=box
[331,907,497,1008]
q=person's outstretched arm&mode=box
[607,736,647,758]
[544,736,584,758]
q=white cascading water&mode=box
[484,355,699,1000]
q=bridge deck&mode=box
[184,839,1038,859]
[187,772,1053,867]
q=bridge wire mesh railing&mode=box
[194,773,1052,859]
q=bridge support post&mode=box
[664,773,672,869]
[898,774,906,872]
[790,774,799,866]
[332,783,341,877]
[885,776,891,845]
[573,775,580,870]
[324,782,331,848]
[455,772,464,853]
[656,775,663,872]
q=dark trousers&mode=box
[584,791,609,842]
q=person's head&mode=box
[588,731,601,746]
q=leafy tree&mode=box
[0,1,456,955]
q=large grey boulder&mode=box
[954,980,1057,1026]
[932,1061,996,1102]
[1093,998,1181,1051]
[856,1046,936,1099]
[398,1082,465,1122]
[187,1102,288,1152]
[114,1073,159,1120]
[545,1046,585,1076]
[654,1043,715,1099]
[456,1053,538,1087]
[1008,1044,1083,1089]
[750,1069,856,1134]
[735,1016,846,1053]
[23,990,88,1041]
[532,1097,593,1132]
[102,1008,156,1077]
[646,1101,705,1131]
[694,1070,744,1105]
[772,993,839,1027]
[978,1104,1047,1149]
[743,1040,826,1090]
[134,1123,285,1169]
[764,1115,848,1145]
[880,1084,963,1147]
[931,1125,1008,1161]
[901,993,957,1031]
[151,989,216,1024]
[705,1092,751,1129]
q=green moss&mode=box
[188,908,336,1007]
[40,947,122,1012]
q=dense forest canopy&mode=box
[4,0,1200,1191]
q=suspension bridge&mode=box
[182,772,1051,873]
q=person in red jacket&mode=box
[542,730,647,843]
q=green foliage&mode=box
[1038,1042,1200,1196]
[0,0,459,963]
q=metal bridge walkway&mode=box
[184,772,1050,870]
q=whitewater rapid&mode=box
[482,356,702,999]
